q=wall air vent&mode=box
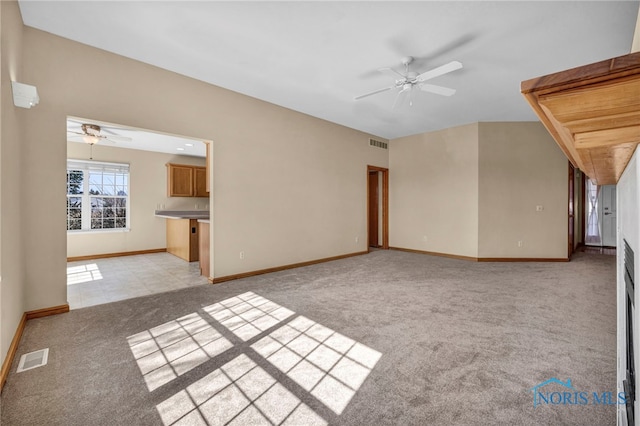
[369,139,388,150]
[16,348,49,373]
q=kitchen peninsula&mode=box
[155,210,209,262]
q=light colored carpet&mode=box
[1,250,616,425]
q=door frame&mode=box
[368,171,379,247]
[568,162,575,258]
[367,165,389,250]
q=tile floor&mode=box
[67,252,209,309]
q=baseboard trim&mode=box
[389,247,477,261]
[212,251,369,284]
[0,313,27,391]
[477,257,569,262]
[26,304,70,320]
[0,304,70,391]
[390,247,568,263]
[67,248,166,262]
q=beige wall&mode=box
[0,0,26,371]
[389,123,480,258]
[17,26,387,310]
[478,122,567,258]
[616,150,639,422]
[390,122,567,260]
[67,142,207,258]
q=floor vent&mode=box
[369,138,388,149]
[16,348,49,373]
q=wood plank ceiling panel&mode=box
[521,52,640,185]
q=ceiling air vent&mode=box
[16,348,49,373]
[369,139,388,150]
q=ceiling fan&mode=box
[355,56,463,107]
[67,121,132,145]
[67,120,132,159]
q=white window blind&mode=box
[67,159,130,174]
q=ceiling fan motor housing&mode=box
[81,123,102,137]
[401,56,414,66]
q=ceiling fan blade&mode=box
[100,134,132,142]
[416,61,463,82]
[98,127,132,142]
[418,84,456,96]
[378,67,406,79]
[392,87,411,109]
[355,86,394,100]
[410,33,476,68]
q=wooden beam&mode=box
[574,126,640,149]
[521,51,640,185]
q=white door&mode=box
[599,185,617,247]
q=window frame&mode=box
[66,159,131,233]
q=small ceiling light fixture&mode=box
[82,135,100,145]
[185,143,194,147]
[11,81,40,109]
[176,147,185,151]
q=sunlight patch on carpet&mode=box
[127,312,233,391]
[202,292,294,341]
[127,291,382,424]
[156,354,326,426]
[252,315,382,415]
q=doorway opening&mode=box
[367,166,389,250]
[65,115,213,309]
[585,177,617,248]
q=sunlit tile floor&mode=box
[67,253,209,309]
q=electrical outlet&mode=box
[536,205,544,211]
[239,251,245,260]
[355,236,359,243]
[517,241,523,247]
[422,235,428,242]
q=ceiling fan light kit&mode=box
[355,56,463,108]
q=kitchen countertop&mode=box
[154,210,210,219]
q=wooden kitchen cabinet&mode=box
[166,219,199,262]
[194,167,208,197]
[167,164,193,197]
[167,163,209,197]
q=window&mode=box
[67,160,130,232]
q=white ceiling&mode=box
[20,1,639,142]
